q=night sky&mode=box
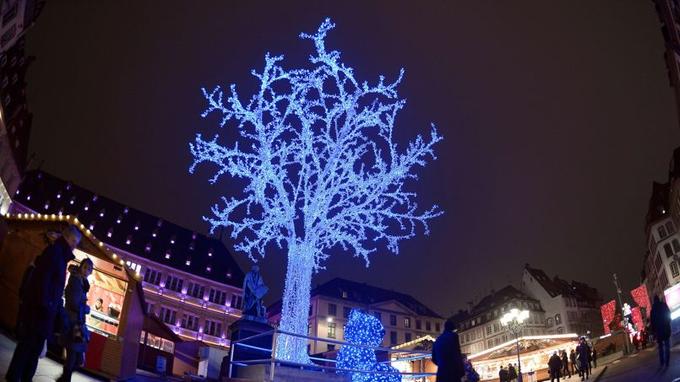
[22,1,680,318]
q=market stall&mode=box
[0,213,145,380]
[467,334,579,381]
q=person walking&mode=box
[650,295,672,368]
[5,226,82,382]
[432,320,465,382]
[508,363,517,382]
[548,351,562,382]
[561,350,571,378]
[57,259,93,382]
[576,338,590,381]
[591,348,597,369]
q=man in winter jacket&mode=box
[548,351,562,382]
[5,226,82,382]
[432,320,465,381]
[576,338,590,380]
[650,295,672,367]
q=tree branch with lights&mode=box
[190,18,442,363]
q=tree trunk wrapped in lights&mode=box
[189,18,442,364]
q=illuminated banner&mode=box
[631,307,644,332]
[600,300,616,335]
[631,284,651,318]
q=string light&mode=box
[337,309,401,382]
[189,18,442,363]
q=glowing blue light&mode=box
[189,18,442,363]
[337,309,401,382]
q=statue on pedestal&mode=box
[242,265,268,321]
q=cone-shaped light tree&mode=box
[189,18,442,363]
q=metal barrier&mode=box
[228,328,436,381]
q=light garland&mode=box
[189,18,442,363]
[2,212,142,280]
[336,309,401,382]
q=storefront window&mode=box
[82,259,128,337]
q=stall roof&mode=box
[13,170,244,288]
[469,334,578,362]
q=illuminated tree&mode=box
[189,18,442,363]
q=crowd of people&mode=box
[4,225,92,382]
[547,337,597,381]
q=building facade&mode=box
[0,0,45,53]
[643,180,680,300]
[10,170,246,376]
[653,0,680,125]
[449,286,547,356]
[521,265,603,337]
[268,278,444,355]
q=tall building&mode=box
[10,170,245,377]
[642,180,680,300]
[0,0,46,214]
[653,0,680,124]
[268,277,444,355]
[521,265,603,337]
[0,0,45,53]
[449,285,547,355]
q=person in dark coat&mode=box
[561,350,571,378]
[507,363,517,381]
[650,295,672,368]
[498,366,509,382]
[548,351,562,382]
[432,320,465,382]
[569,349,577,375]
[57,258,93,382]
[576,338,590,381]
[5,226,82,382]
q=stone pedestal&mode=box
[226,318,274,379]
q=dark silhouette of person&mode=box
[432,320,465,382]
[58,259,93,382]
[548,351,562,382]
[498,366,509,382]
[576,337,590,380]
[561,350,571,378]
[650,295,672,367]
[5,226,82,382]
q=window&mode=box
[181,313,199,331]
[660,225,668,239]
[327,322,336,338]
[390,331,398,345]
[328,303,337,316]
[187,282,205,299]
[390,315,397,326]
[231,294,243,309]
[665,243,674,258]
[487,339,493,349]
[404,317,411,328]
[327,344,336,352]
[204,320,222,337]
[425,321,432,331]
[416,320,422,330]
[342,290,348,298]
[165,275,183,292]
[435,322,441,332]
[667,221,674,234]
[405,333,412,342]
[159,307,177,325]
[672,261,680,278]
[674,239,680,253]
[144,269,162,285]
[209,288,227,305]
[657,253,663,272]
[555,314,561,325]
[145,302,155,315]
[486,325,492,335]
[343,307,351,319]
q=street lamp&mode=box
[501,308,530,382]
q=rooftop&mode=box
[269,277,442,319]
[13,170,244,288]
